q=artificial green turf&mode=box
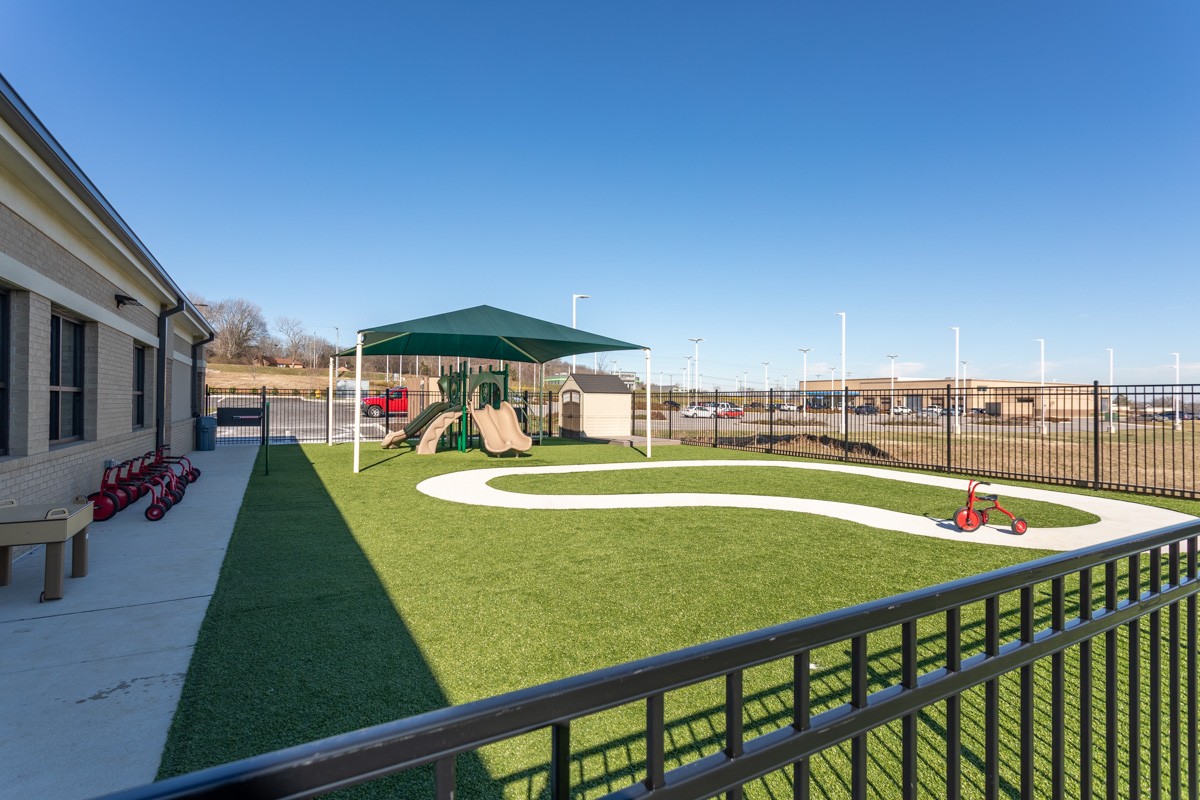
[489,465,1098,528]
[158,443,1199,798]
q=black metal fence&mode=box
[100,518,1200,799]
[635,383,1200,499]
[204,388,559,446]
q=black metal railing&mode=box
[204,388,559,445]
[635,383,1199,499]
[98,519,1200,799]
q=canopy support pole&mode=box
[538,362,545,444]
[644,349,652,458]
[353,334,363,473]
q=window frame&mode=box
[49,312,84,444]
[0,290,8,455]
[133,345,146,429]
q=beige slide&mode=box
[415,411,462,455]
[471,402,532,455]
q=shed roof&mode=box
[566,374,632,394]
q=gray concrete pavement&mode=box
[0,446,258,800]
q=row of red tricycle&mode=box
[87,448,202,522]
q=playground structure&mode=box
[380,364,531,456]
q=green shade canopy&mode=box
[341,304,646,363]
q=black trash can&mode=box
[195,416,217,451]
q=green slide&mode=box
[381,401,453,449]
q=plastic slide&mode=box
[471,402,532,455]
[381,401,452,449]
[416,411,462,455]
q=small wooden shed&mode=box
[559,374,632,439]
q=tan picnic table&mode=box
[0,499,93,601]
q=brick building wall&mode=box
[0,199,196,507]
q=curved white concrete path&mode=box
[417,460,1196,551]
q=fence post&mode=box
[668,388,673,439]
[1093,381,1101,489]
[768,388,774,454]
[261,385,267,446]
[842,388,849,461]
[945,385,952,472]
[712,390,718,448]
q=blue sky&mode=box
[3,2,1197,388]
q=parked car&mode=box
[853,404,878,415]
[778,403,798,411]
[889,406,912,415]
[920,406,943,417]
[360,387,408,417]
[682,405,715,418]
[716,406,745,418]
[661,400,680,409]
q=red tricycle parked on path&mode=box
[954,480,1028,535]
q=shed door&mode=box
[562,390,582,438]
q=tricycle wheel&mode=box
[111,487,132,510]
[189,468,201,482]
[1012,518,1028,535]
[145,503,166,521]
[954,507,982,532]
[88,491,118,521]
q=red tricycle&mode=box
[954,480,1028,535]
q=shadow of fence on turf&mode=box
[486,568,1156,799]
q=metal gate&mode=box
[561,390,581,438]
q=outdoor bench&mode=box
[0,499,93,602]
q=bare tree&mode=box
[208,298,271,362]
[275,316,308,363]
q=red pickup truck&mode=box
[360,387,408,417]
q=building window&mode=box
[49,313,84,443]
[0,291,8,455]
[133,346,145,428]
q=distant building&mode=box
[800,376,1099,418]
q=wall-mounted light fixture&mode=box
[115,293,141,309]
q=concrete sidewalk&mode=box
[0,446,258,800]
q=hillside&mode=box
[205,364,379,391]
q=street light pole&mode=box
[1173,352,1182,431]
[798,348,811,418]
[689,338,704,394]
[887,354,898,414]
[685,356,693,403]
[836,312,846,432]
[950,326,960,434]
[763,362,769,391]
[1106,348,1115,434]
[571,294,590,372]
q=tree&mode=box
[275,316,308,363]
[208,298,271,362]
